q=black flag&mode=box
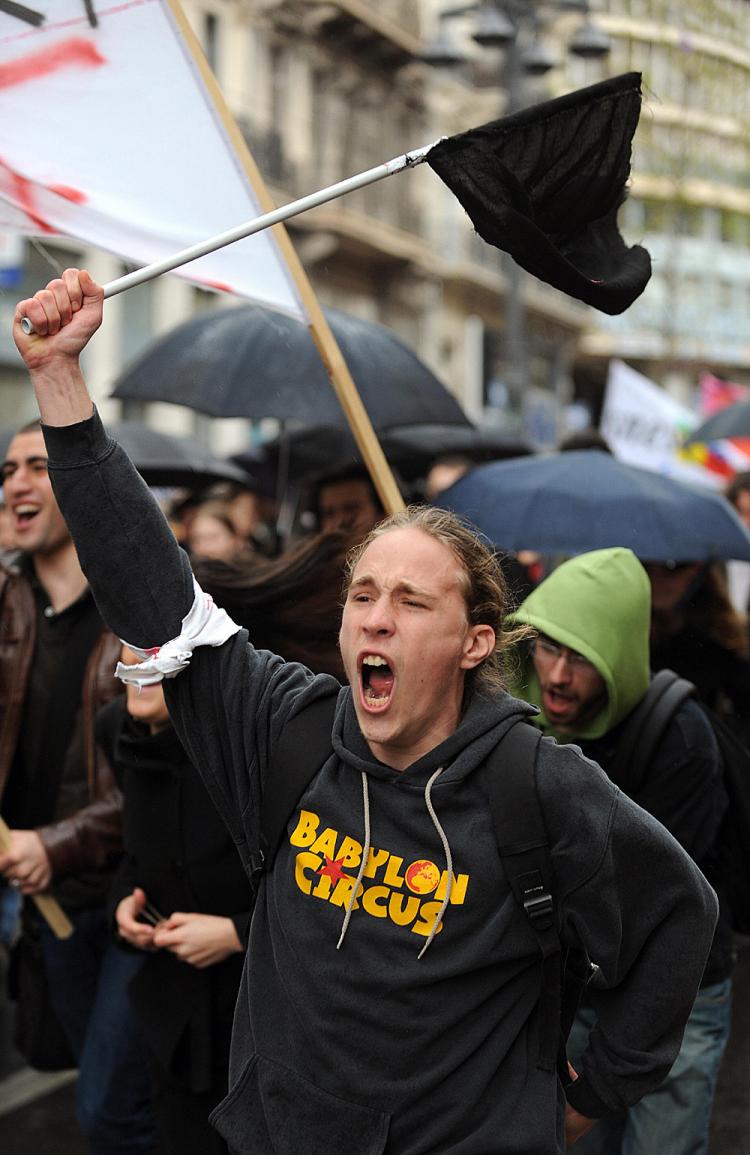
[427,72,651,315]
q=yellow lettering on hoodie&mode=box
[294,851,322,894]
[412,901,444,938]
[313,873,334,900]
[330,876,364,910]
[335,835,363,867]
[388,893,421,926]
[290,810,320,847]
[435,871,469,905]
[383,855,405,888]
[362,847,389,878]
[361,885,390,918]
[310,828,338,858]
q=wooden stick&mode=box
[163,0,407,517]
[0,816,74,940]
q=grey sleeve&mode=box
[43,407,192,646]
[536,741,719,1119]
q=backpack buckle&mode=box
[246,846,265,879]
[523,886,554,930]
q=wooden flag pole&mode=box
[0,816,73,939]
[163,0,406,516]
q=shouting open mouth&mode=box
[360,653,395,712]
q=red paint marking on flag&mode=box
[201,279,234,294]
[0,37,105,91]
[0,155,54,232]
[49,184,87,204]
[143,647,161,657]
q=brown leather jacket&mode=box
[0,563,124,879]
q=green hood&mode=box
[509,548,651,740]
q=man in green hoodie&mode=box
[512,546,732,1155]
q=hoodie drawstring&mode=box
[337,771,371,950]
[419,767,451,958]
[337,766,453,959]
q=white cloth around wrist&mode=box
[115,576,240,686]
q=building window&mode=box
[643,199,669,234]
[120,270,154,368]
[721,211,748,245]
[269,43,287,136]
[718,280,734,314]
[203,11,219,76]
[622,196,645,237]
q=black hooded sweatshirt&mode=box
[44,412,718,1155]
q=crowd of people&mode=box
[0,269,748,1154]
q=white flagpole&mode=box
[20,143,439,333]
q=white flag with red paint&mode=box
[0,0,304,317]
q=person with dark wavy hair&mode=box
[193,530,347,681]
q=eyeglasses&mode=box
[531,636,597,673]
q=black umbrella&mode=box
[382,424,532,479]
[0,422,253,490]
[684,402,750,445]
[111,305,469,430]
[232,423,531,489]
[437,450,750,562]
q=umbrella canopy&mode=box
[232,423,531,490]
[0,422,252,490]
[382,425,532,478]
[111,304,469,430]
[685,402,750,444]
[437,449,750,562]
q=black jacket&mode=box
[581,697,733,987]
[98,698,250,1091]
[652,630,750,734]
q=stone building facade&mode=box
[574,0,750,412]
[0,0,588,448]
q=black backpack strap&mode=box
[609,670,696,794]
[486,721,563,1073]
[251,692,338,889]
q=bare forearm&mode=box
[30,361,94,427]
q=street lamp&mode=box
[424,2,610,436]
[568,18,612,59]
[472,2,516,48]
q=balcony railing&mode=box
[357,0,420,38]
[239,119,424,240]
[237,120,298,191]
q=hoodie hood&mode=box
[509,547,651,740]
[331,685,536,785]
